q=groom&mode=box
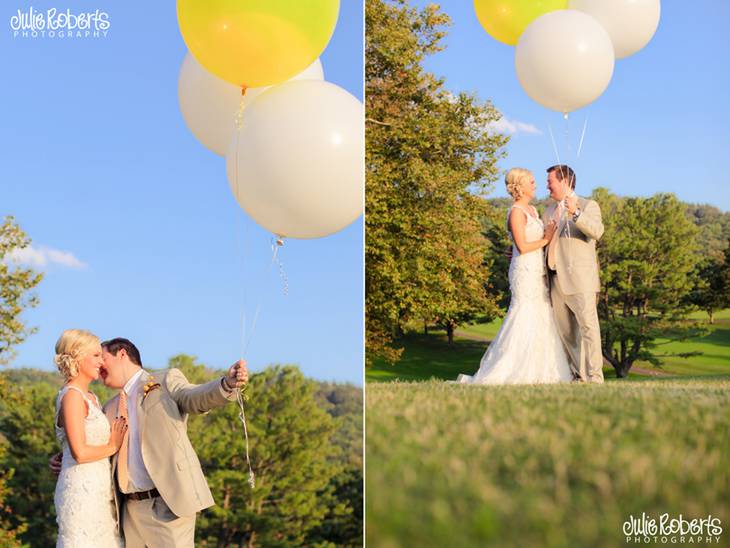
[52,337,248,547]
[543,165,605,383]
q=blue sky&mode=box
[410,1,730,210]
[1,1,364,384]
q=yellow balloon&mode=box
[474,0,567,46]
[177,0,339,88]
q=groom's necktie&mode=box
[117,390,129,492]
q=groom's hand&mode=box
[565,193,578,215]
[49,452,62,476]
[224,359,249,390]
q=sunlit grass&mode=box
[366,379,730,547]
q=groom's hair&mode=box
[102,337,142,366]
[547,164,576,190]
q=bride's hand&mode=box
[109,417,128,450]
[543,220,557,243]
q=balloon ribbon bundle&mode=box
[236,383,255,489]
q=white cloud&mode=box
[7,245,87,269]
[489,116,542,136]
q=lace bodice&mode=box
[508,205,548,302]
[54,386,122,547]
[54,386,110,455]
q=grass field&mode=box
[366,311,730,546]
[367,310,730,382]
[366,379,730,547]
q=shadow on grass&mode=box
[368,330,730,384]
[367,332,487,383]
[694,325,730,347]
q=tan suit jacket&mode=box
[103,368,236,527]
[543,197,604,295]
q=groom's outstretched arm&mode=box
[574,200,604,241]
[166,364,245,415]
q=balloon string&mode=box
[577,116,589,159]
[236,387,255,489]
[547,117,577,272]
[236,97,246,359]
[235,241,281,491]
[547,122,562,166]
[233,86,255,490]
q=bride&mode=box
[456,168,574,384]
[54,329,126,546]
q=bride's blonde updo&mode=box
[54,329,101,381]
[505,168,533,200]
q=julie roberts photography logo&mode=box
[624,513,723,544]
[10,7,110,39]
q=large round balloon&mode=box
[515,10,614,113]
[177,0,339,87]
[178,54,324,156]
[569,0,660,59]
[474,0,567,46]
[226,81,363,239]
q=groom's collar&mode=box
[122,368,146,395]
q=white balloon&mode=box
[178,53,324,156]
[569,0,660,59]
[226,81,364,239]
[515,10,615,113]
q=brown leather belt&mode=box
[125,488,160,501]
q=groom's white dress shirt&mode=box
[121,369,155,494]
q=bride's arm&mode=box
[509,209,553,255]
[60,390,127,464]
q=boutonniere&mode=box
[142,377,161,400]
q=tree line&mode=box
[0,360,362,547]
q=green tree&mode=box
[173,359,348,547]
[366,0,508,360]
[481,201,513,311]
[593,189,703,377]
[0,378,27,547]
[685,204,730,264]
[308,384,363,547]
[0,375,58,546]
[684,204,730,322]
[688,245,730,324]
[0,216,43,365]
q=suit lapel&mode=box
[136,370,151,441]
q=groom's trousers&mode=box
[123,496,195,548]
[549,272,604,383]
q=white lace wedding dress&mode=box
[54,385,123,547]
[456,205,574,384]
